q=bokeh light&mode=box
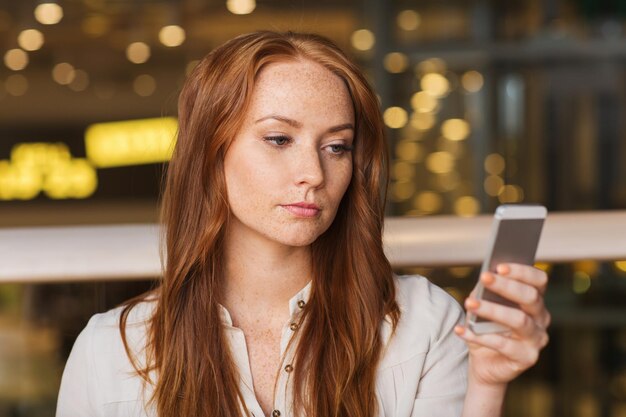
[351,29,375,51]
[5,74,29,96]
[413,191,442,213]
[44,159,98,199]
[69,70,90,92]
[0,162,42,200]
[498,184,524,203]
[392,180,415,201]
[535,262,552,273]
[433,171,460,192]
[397,10,421,31]
[449,266,473,278]
[383,107,408,129]
[420,73,449,97]
[416,58,446,75]
[4,49,28,71]
[410,91,438,113]
[384,52,408,73]
[573,271,591,294]
[133,74,156,97]
[52,63,76,85]
[226,0,256,14]
[410,112,436,131]
[85,118,177,167]
[159,25,186,47]
[126,42,151,64]
[426,151,454,174]
[462,70,484,93]
[441,119,470,141]
[18,29,45,51]
[395,140,423,162]
[484,153,505,175]
[34,3,63,25]
[185,60,200,76]
[574,260,599,276]
[11,142,71,169]
[484,175,504,196]
[0,143,98,200]
[392,161,414,180]
[437,136,464,156]
[454,196,480,217]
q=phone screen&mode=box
[477,217,545,317]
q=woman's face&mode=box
[223,59,354,248]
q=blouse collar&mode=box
[217,280,313,326]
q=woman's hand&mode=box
[454,263,551,387]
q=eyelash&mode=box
[263,135,353,155]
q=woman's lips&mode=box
[281,204,320,218]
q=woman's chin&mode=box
[278,235,319,248]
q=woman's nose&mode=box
[294,148,324,188]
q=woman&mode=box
[57,31,550,417]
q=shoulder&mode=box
[79,298,156,402]
[392,273,464,327]
[378,274,466,369]
[376,275,468,414]
[84,297,155,350]
[97,298,155,326]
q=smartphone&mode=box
[467,204,547,334]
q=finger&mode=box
[496,263,548,293]
[454,326,541,369]
[465,298,537,339]
[480,272,544,316]
[539,309,552,330]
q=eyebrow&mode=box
[255,115,354,133]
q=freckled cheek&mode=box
[326,161,352,202]
[226,158,283,210]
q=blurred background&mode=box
[1,0,626,416]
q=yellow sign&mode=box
[85,117,178,168]
[0,143,97,200]
[0,117,178,201]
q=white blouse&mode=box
[56,275,468,417]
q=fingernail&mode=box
[481,273,495,285]
[465,298,480,309]
[454,325,465,335]
[497,264,510,275]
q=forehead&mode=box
[247,59,354,123]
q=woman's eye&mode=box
[328,144,353,155]
[264,135,290,146]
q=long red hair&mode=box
[120,30,400,417]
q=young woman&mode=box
[57,31,550,417]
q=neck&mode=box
[221,227,312,328]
